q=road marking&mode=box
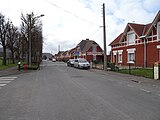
[0,79,15,81]
[0,77,17,79]
[0,76,17,89]
[127,85,134,87]
[0,84,7,87]
[140,89,151,93]
[0,77,17,81]
[0,81,11,84]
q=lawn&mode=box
[117,68,153,78]
[0,63,17,70]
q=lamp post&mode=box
[28,14,44,66]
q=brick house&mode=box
[74,39,103,62]
[109,10,160,68]
[56,39,103,62]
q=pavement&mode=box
[0,66,31,77]
[90,69,160,91]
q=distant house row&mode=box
[54,39,104,62]
[109,10,160,68]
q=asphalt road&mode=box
[0,60,160,120]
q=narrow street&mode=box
[0,60,160,120]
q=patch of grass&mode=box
[0,64,17,70]
[117,68,153,78]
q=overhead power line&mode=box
[44,0,100,26]
[89,26,102,37]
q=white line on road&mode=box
[140,88,151,93]
[0,77,17,89]
[0,81,11,84]
[0,79,15,81]
[0,77,17,79]
[0,84,7,87]
[0,76,17,81]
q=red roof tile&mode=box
[128,23,145,37]
[109,33,123,46]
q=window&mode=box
[118,50,123,63]
[127,31,135,45]
[118,54,122,63]
[128,53,134,62]
[157,22,160,40]
[127,48,136,63]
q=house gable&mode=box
[146,10,160,37]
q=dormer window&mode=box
[127,31,135,45]
[157,21,160,40]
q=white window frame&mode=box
[113,51,117,55]
[127,48,136,63]
[127,31,135,45]
[118,50,123,63]
[157,21,160,41]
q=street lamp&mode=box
[28,14,44,66]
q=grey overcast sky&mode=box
[0,0,160,54]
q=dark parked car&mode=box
[67,59,75,67]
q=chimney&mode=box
[86,38,89,40]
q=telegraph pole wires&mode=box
[102,3,107,71]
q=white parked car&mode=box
[52,58,56,62]
[74,58,90,69]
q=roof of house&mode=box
[109,33,123,46]
[146,10,160,36]
[77,39,100,52]
[68,47,76,54]
[128,23,145,37]
[62,50,68,56]
[109,10,160,46]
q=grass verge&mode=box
[0,64,17,70]
[117,68,153,79]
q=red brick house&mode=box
[74,39,103,62]
[109,10,160,68]
[55,39,103,62]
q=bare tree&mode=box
[14,31,23,62]
[20,12,43,65]
[0,13,10,65]
[6,23,18,64]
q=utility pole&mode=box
[103,3,107,71]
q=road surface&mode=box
[0,60,160,120]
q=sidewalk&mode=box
[90,69,160,90]
[0,66,31,77]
